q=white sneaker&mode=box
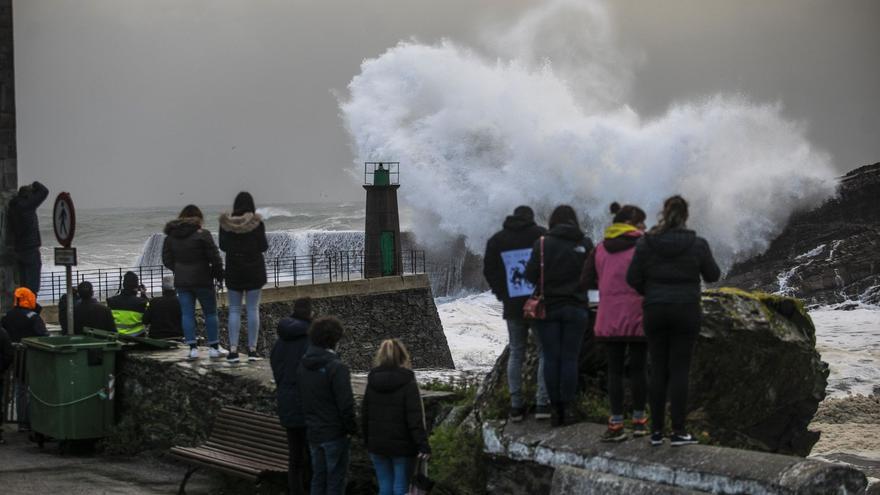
[188,347,199,360]
[208,347,222,359]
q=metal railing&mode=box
[38,250,427,304]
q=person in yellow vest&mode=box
[107,271,149,337]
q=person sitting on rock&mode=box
[73,281,117,335]
[1,287,49,432]
[581,202,649,442]
[362,339,431,495]
[297,316,356,495]
[271,297,314,495]
[627,195,721,447]
[143,275,183,340]
[107,271,150,337]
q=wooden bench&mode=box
[169,406,289,494]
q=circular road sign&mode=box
[53,192,76,247]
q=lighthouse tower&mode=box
[363,162,401,278]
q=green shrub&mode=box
[428,425,486,495]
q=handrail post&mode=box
[293,256,297,286]
[311,255,315,284]
[274,258,280,288]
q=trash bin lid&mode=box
[84,328,179,350]
[21,335,122,353]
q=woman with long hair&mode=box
[525,205,594,427]
[581,202,649,442]
[627,195,720,446]
[219,191,269,362]
[162,204,224,359]
[361,339,431,495]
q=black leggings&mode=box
[605,342,647,417]
[286,427,311,495]
[643,303,701,433]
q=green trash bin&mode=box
[22,335,122,441]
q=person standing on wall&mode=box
[626,195,721,447]
[219,192,268,362]
[483,205,550,422]
[525,205,593,427]
[143,275,183,340]
[7,181,49,294]
[107,271,150,337]
[362,339,431,495]
[162,205,224,360]
[271,298,314,495]
[581,202,649,442]
[1,287,48,432]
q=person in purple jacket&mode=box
[581,202,648,442]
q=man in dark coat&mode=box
[2,287,48,431]
[8,181,49,293]
[482,205,549,422]
[72,282,117,335]
[271,298,313,495]
[297,316,356,495]
[143,275,183,340]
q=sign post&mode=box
[53,193,76,334]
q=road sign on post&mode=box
[53,193,76,334]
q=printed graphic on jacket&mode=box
[502,248,535,297]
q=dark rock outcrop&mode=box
[723,162,880,306]
[474,289,827,457]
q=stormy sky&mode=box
[13,0,880,209]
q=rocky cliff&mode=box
[723,162,880,306]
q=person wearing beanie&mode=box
[72,281,117,335]
[1,287,48,432]
[108,271,150,337]
[143,275,184,340]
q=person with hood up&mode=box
[162,205,224,360]
[627,195,720,447]
[219,191,269,362]
[297,316,356,495]
[143,275,183,340]
[483,205,550,422]
[1,287,48,431]
[362,339,431,495]
[72,281,117,335]
[525,205,594,427]
[271,298,314,495]
[107,271,150,337]
[8,181,49,293]
[581,202,649,442]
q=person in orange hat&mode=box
[1,287,48,432]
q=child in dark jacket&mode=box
[271,298,313,495]
[297,316,356,495]
[362,339,431,495]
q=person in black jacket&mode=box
[626,195,721,447]
[362,339,431,495]
[72,282,117,335]
[483,205,550,422]
[162,204,224,360]
[525,205,594,427]
[297,316,356,495]
[219,192,269,362]
[107,271,150,337]
[271,298,313,495]
[2,287,48,432]
[0,326,13,444]
[8,181,49,293]
[143,275,183,340]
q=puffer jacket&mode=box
[8,181,49,252]
[219,212,268,291]
[626,228,721,306]
[483,212,546,319]
[525,223,594,311]
[270,316,310,428]
[2,306,49,342]
[162,218,224,289]
[297,346,357,444]
[362,365,431,457]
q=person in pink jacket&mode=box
[581,202,648,442]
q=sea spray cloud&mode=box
[339,1,836,270]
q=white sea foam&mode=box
[340,0,837,270]
[256,206,296,220]
[436,292,508,372]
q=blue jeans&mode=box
[227,289,262,351]
[507,319,549,408]
[533,306,589,404]
[177,288,219,346]
[309,437,350,495]
[370,454,413,495]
